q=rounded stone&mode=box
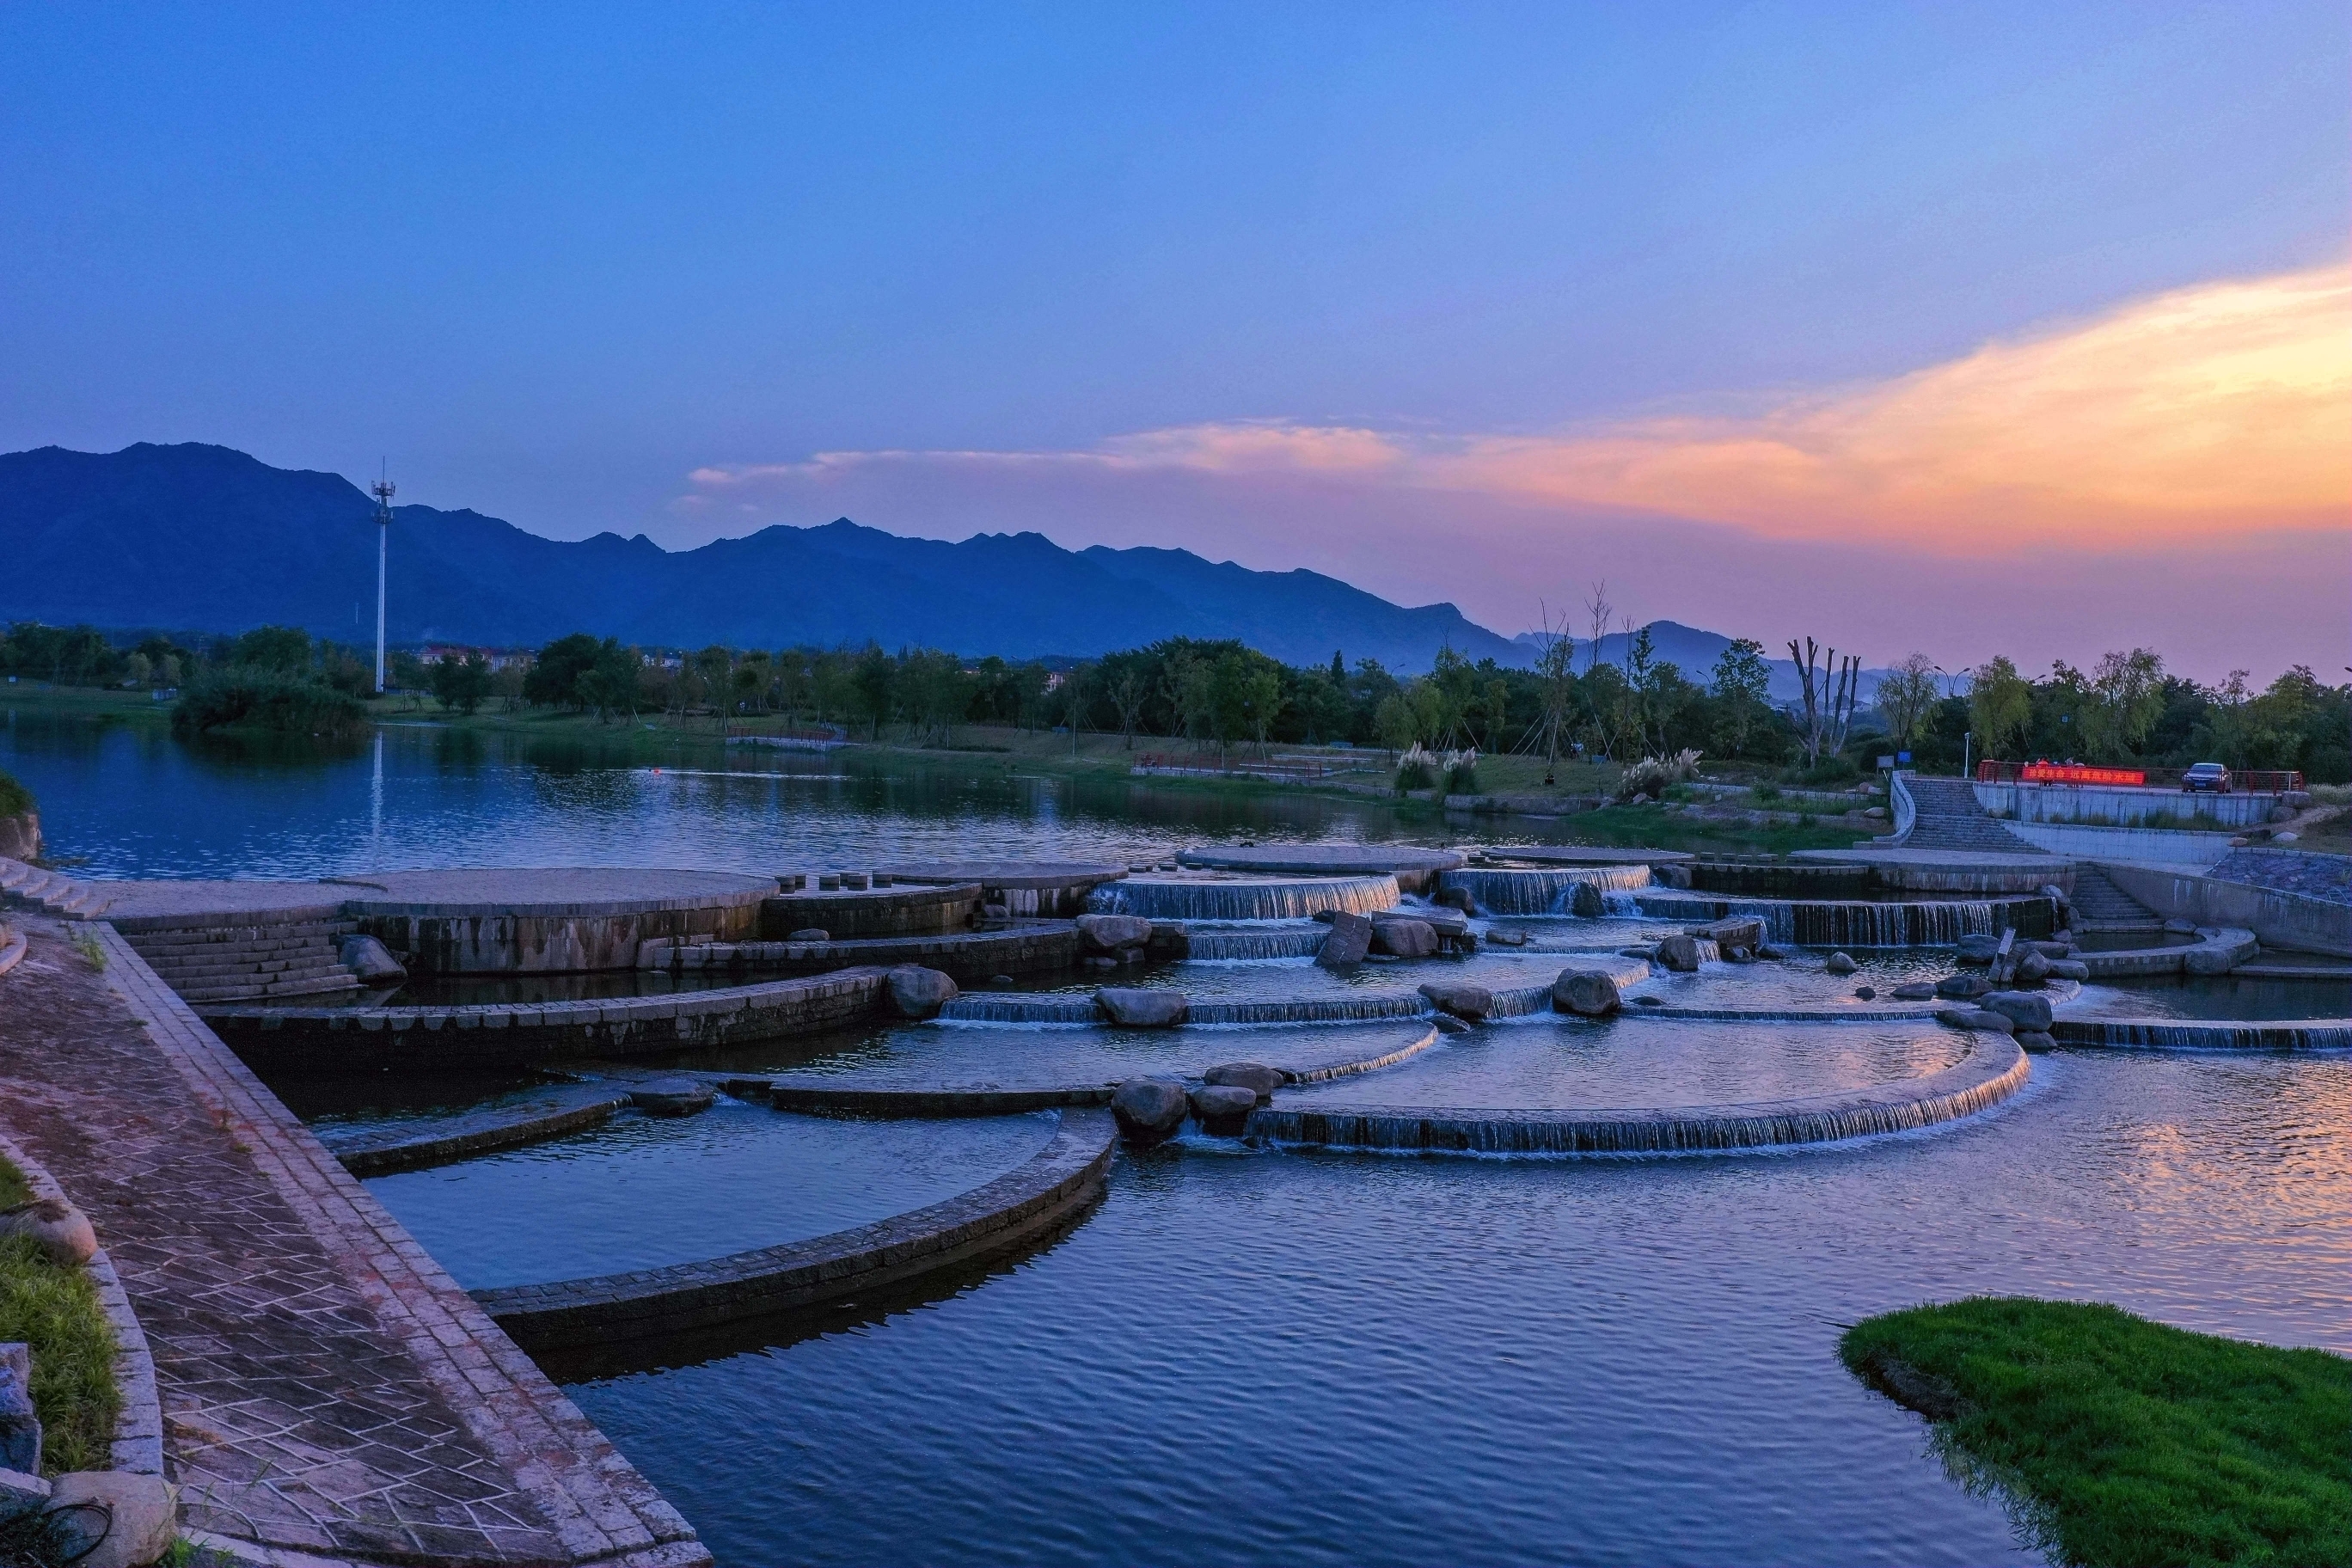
[1552,968,1622,1016]
[1202,1063,1285,1101]
[1417,980,1494,1021]
[1096,988,1189,1027]
[1074,913,1154,952]
[46,1472,179,1568]
[1890,982,1938,1001]
[1633,995,1664,1007]
[1654,934,1702,972]
[1430,1014,1472,1034]
[1371,919,1438,959]
[882,965,958,1020]
[1111,1077,1190,1143]
[1853,984,1877,1000]
[1979,990,2054,1032]
[1823,951,1859,974]
[1936,973,1993,1000]
[0,1197,96,1266]
[628,1077,714,1116]
[2014,1030,2058,1050]
[787,928,830,942]
[1569,881,1607,919]
[1188,1083,1259,1134]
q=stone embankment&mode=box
[0,918,708,1566]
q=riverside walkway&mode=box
[0,918,707,1567]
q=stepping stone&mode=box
[628,1077,714,1116]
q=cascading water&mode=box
[1182,930,1328,961]
[1089,873,1400,922]
[1439,866,1652,916]
[1631,893,2052,947]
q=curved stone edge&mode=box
[1245,1033,2030,1155]
[476,1109,1117,1350]
[750,1025,1443,1117]
[0,1129,165,1477]
[200,968,890,1068]
[1177,846,1466,874]
[2075,927,2258,979]
[0,928,26,978]
[1091,872,1401,922]
[940,990,1436,1026]
[327,1086,636,1176]
[2048,1017,2350,1050]
[1612,1004,1947,1023]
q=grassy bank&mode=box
[0,1158,119,1476]
[1841,1297,2349,1567]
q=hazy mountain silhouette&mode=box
[0,443,1535,671]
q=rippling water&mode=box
[560,1051,2350,1566]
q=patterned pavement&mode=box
[0,920,707,1567]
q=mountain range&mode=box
[0,442,1882,697]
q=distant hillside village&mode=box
[4,618,2345,787]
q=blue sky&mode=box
[3,3,2345,675]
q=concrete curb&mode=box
[476,1108,1116,1348]
[324,1085,637,1175]
[2046,1017,2350,1050]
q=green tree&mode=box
[525,634,604,707]
[1708,638,1772,758]
[574,640,642,720]
[232,625,311,674]
[1878,652,1942,749]
[2081,648,2165,762]
[430,652,493,716]
[1968,656,2033,760]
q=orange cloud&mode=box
[683,263,2351,550]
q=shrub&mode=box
[0,768,30,818]
[1617,749,1703,802]
[1445,753,1481,795]
[171,665,368,740]
[1393,744,1438,793]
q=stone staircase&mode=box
[1898,775,2043,853]
[116,916,364,1003]
[0,855,115,918]
[2067,864,2159,931]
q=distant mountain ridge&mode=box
[0,443,1533,671]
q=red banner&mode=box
[2019,763,2146,787]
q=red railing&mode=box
[1975,760,2304,793]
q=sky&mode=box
[3,2,2346,681]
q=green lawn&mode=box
[1841,1297,2349,1567]
[0,1157,118,1477]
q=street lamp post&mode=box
[370,469,395,695]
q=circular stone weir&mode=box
[1176,844,1466,875]
[337,867,777,974]
[1091,872,1399,922]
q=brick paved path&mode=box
[0,921,707,1567]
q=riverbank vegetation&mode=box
[1841,1297,2349,1567]
[0,1157,119,1477]
[0,768,31,818]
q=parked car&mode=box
[2182,762,2233,793]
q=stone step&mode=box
[174,973,362,1002]
[132,936,351,963]
[2067,865,2155,922]
[146,954,352,983]
[127,921,357,948]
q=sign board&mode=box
[2020,763,2146,787]
[1896,750,1912,763]
[1876,756,1896,770]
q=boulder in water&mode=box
[1552,968,1623,1016]
[1890,982,1938,1001]
[2014,1030,2057,1050]
[1854,984,1877,1000]
[1434,885,1478,916]
[1955,934,2000,966]
[1373,919,1439,959]
[629,1077,715,1116]
[1654,934,1702,972]
[0,1197,96,1267]
[1486,928,1529,947]
[1203,1063,1285,1101]
[1431,1014,1471,1033]
[1695,917,1764,956]
[1075,913,1153,952]
[884,965,959,1019]
[1979,990,2054,1032]
[1935,1006,2015,1033]
[1317,911,1374,969]
[2012,948,2053,986]
[1417,981,1494,1021]
[1570,881,1606,918]
[787,928,830,942]
[1097,988,1189,1027]
[2045,959,2089,981]
[1111,1078,1190,1143]
[1188,1083,1259,1135]
[339,933,407,983]
[1935,973,1993,1000]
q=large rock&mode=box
[1203,1063,1285,1102]
[1110,1078,1190,1143]
[1569,880,1607,918]
[0,1344,35,1475]
[884,965,959,1019]
[1955,934,2000,966]
[45,1471,179,1568]
[1823,951,1859,975]
[0,1198,96,1267]
[1653,934,1702,972]
[1417,981,1494,1022]
[1979,990,2054,1032]
[2045,959,2089,982]
[1097,988,1189,1027]
[787,927,830,942]
[2014,1030,2057,1050]
[1433,885,1478,916]
[1188,1084,1259,1135]
[1075,913,1154,953]
[1935,973,1993,1000]
[1695,917,1765,956]
[0,1465,48,1522]
[1317,911,1373,970]
[628,1077,714,1116]
[2012,948,2053,986]
[1935,1006,2015,1033]
[1552,968,1623,1016]
[1372,919,1439,959]
[338,933,407,983]
[1890,982,1938,1001]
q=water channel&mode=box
[7,705,2348,1565]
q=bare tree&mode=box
[1788,638,1825,766]
[1583,580,1613,674]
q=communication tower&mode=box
[371,466,395,695]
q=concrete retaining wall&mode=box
[477,1108,1115,1348]
[1998,822,2236,866]
[644,922,1082,983]
[2093,862,2352,959]
[205,968,890,1069]
[1974,781,2282,828]
[759,882,982,939]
